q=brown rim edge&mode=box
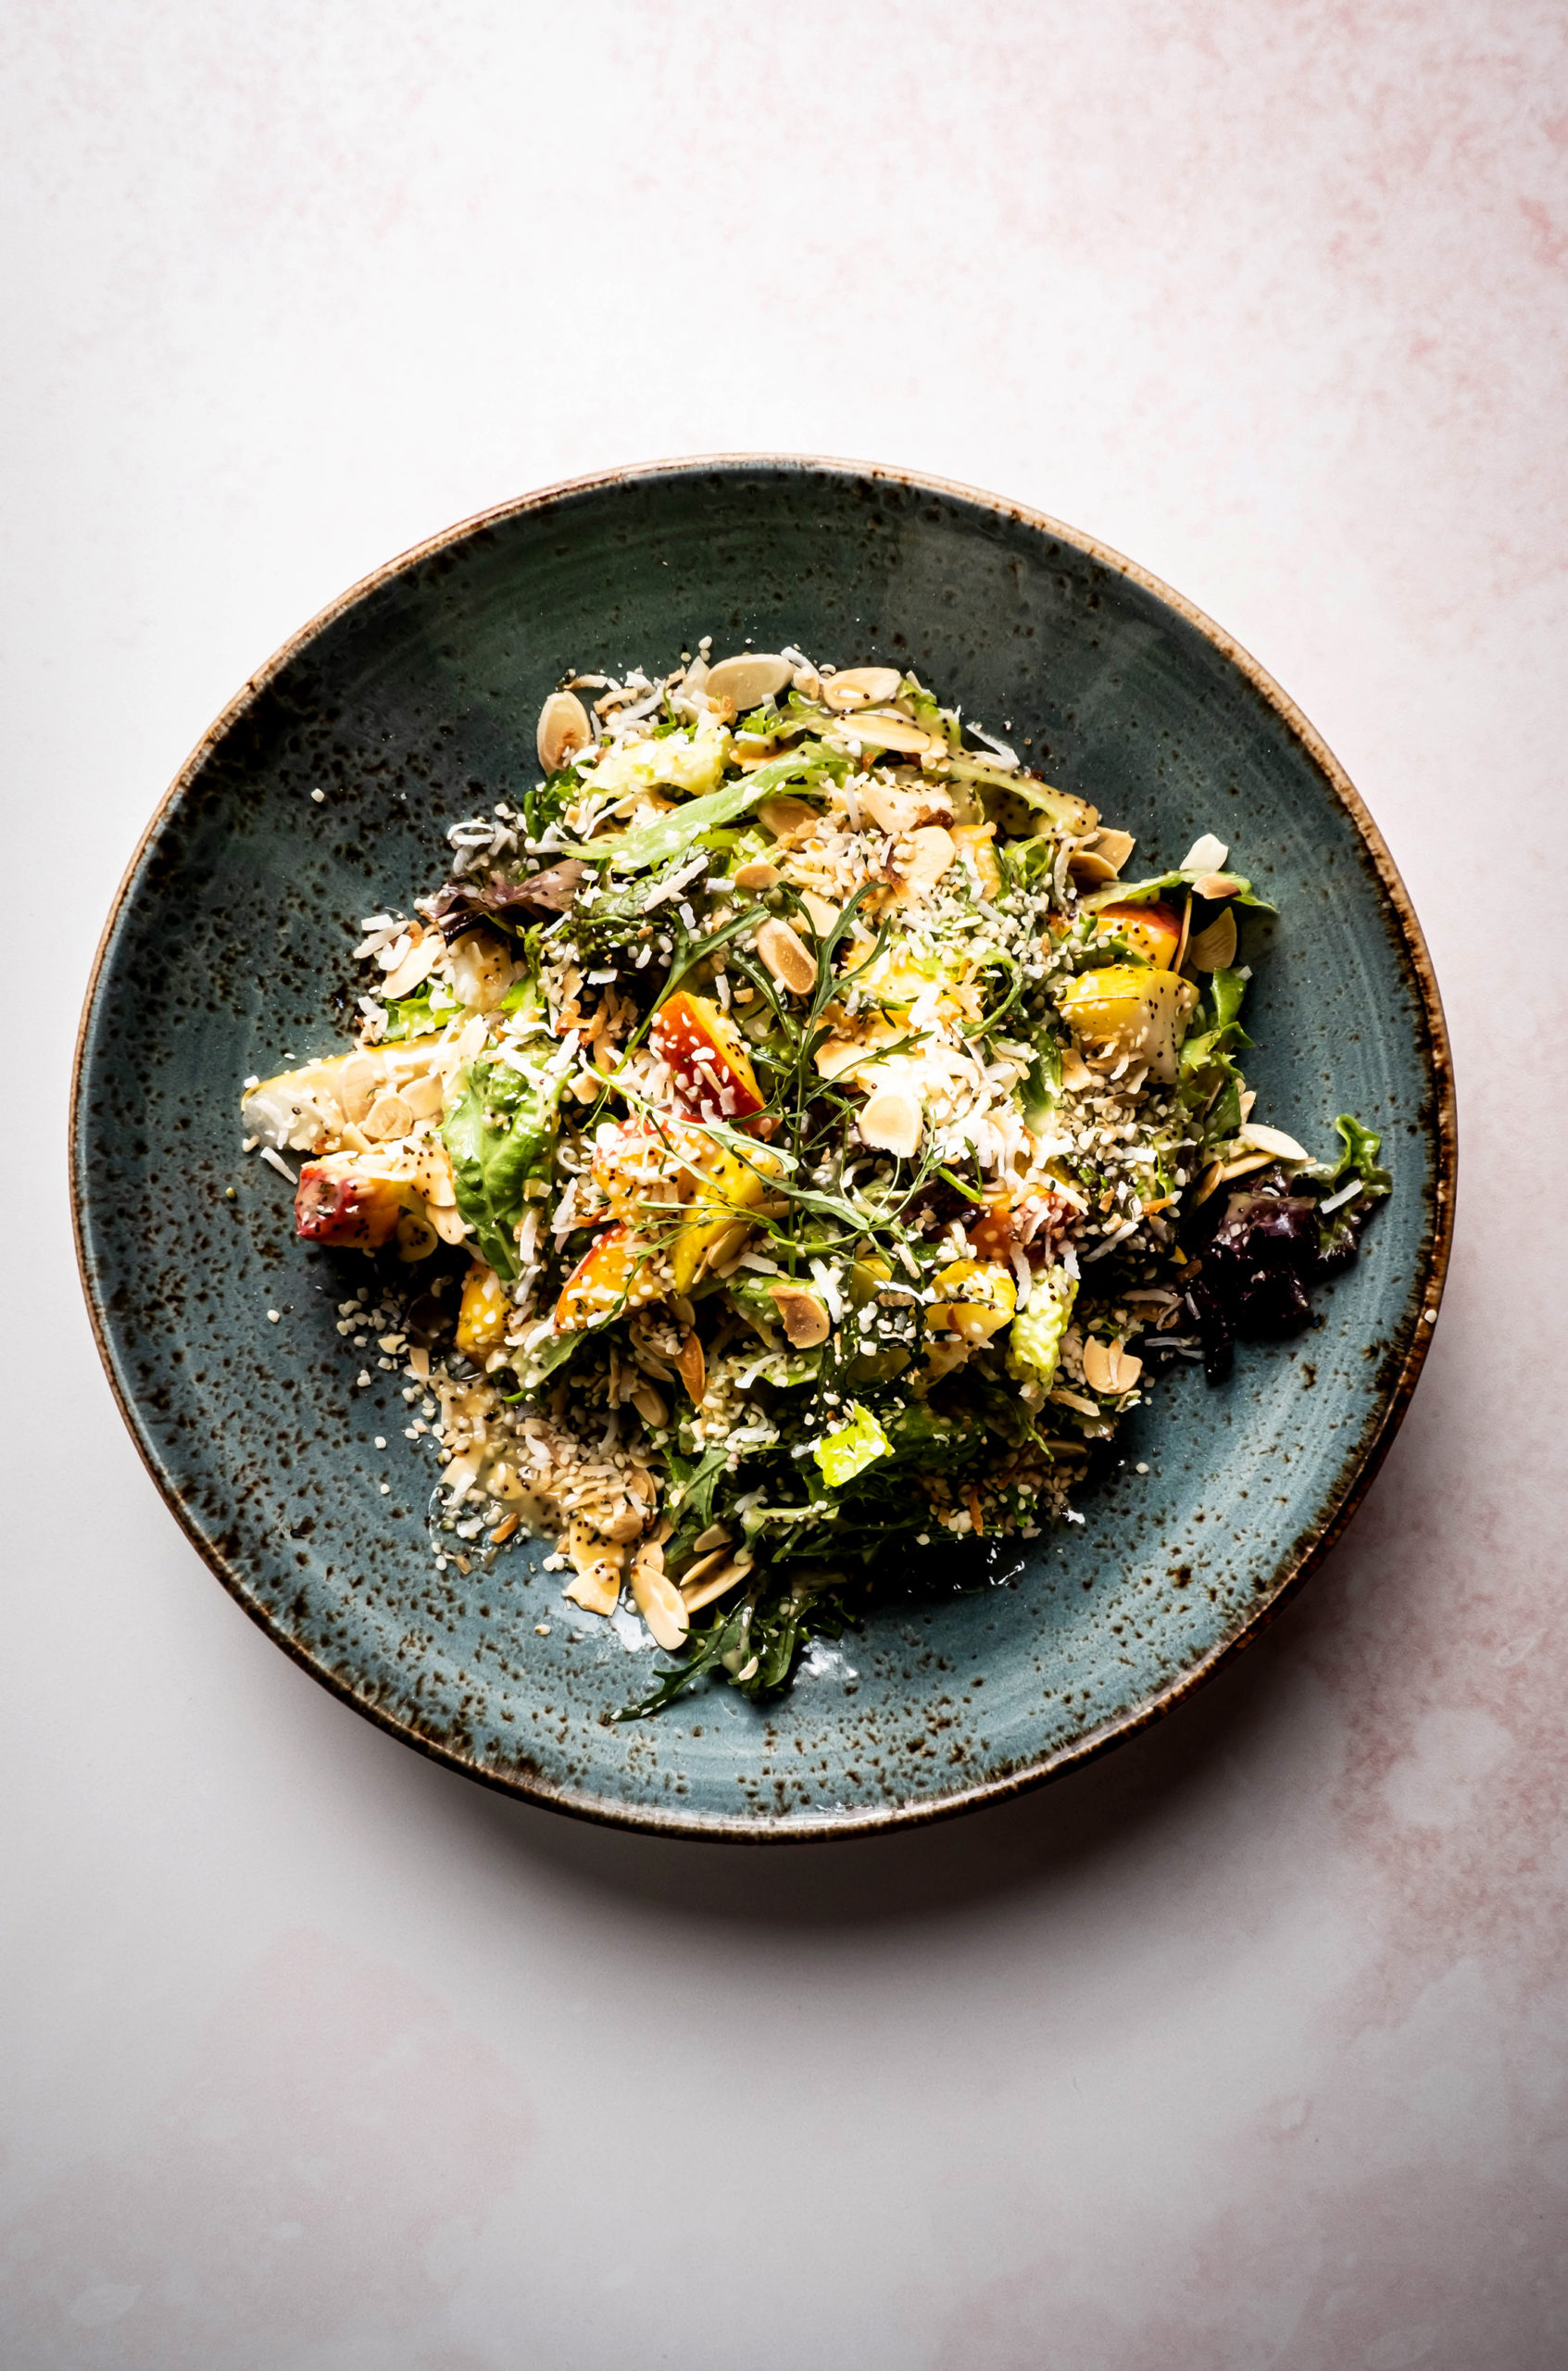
[69,453,1458,1845]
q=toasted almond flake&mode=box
[769,1284,831,1348]
[630,1540,689,1650]
[1182,834,1230,872]
[759,796,819,842]
[1089,827,1136,872]
[537,690,592,773]
[361,1091,413,1141]
[733,859,780,890]
[1067,847,1120,884]
[1218,1151,1276,1182]
[675,1329,706,1403]
[834,709,935,755]
[859,1085,922,1160]
[1194,872,1243,900]
[799,890,840,935]
[705,652,793,711]
[1083,1335,1144,1394]
[822,665,902,711]
[1185,907,1237,972]
[381,929,443,1002]
[489,1513,521,1545]
[682,1556,753,1613]
[1239,1122,1309,1162]
[898,824,957,899]
[757,917,817,995]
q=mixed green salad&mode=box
[242,644,1390,1714]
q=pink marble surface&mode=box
[5,3,1564,2363]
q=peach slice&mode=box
[555,1223,659,1332]
[589,1120,692,1223]
[455,1261,509,1358]
[1091,899,1183,970]
[651,989,765,1123]
[295,1154,411,1249]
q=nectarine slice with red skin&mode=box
[1092,899,1184,971]
[295,1157,406,1249]
[651,990,765,1123]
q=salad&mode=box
[242,643,1390,1715]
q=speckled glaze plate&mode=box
[71,459,1454,1839]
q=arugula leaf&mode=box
[441,1055,561,1280]
[661,1442,731,1532]
[1022,1036,1060,1131]
[562,745,841,873]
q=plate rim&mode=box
[69,453,1459,1843]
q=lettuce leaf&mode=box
[1310,1112,1392,1198]
[563,745,843,873]
[441,1054,561,1279]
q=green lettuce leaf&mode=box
[1310,1112,1392,1198]
[441,1053,562,1280]
[1082,870,1273,912]
[562,745,842,873]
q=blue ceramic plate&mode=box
[71,459,1455,1839]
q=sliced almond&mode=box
[1186,908,1237,972]
[676,1544,735,1596]
[834,710,935,755]
[899,824,957,898]
[630,1540,689,1650]
[859,1085,923,1160]
[769,1284,831,1349]
[1090,828,1136,873]
[630,1379,669,1429]
[1218,1150,1276,1183]
[401,1072,445,1121]
[1067,847,1120,884]
[799,890,841,936]
[1182,834,1230,872]
[1238,1123,1308,1162]
[335,1051,383,1124]
[1081,1336,1143,1394]
[537,689,593,774]
[682,1556,753,1614]
[759,796,819,842]
[562,1520,622,1615]
[822,665,903,711]
[1193,1158,1225,1206]
[1174,892,1193,973]
[733,859,781,890]
[692,1523,734,1554]
[757,917,817,995]
[381,929,444,1003]
[1059,1048,1094,1092]
[430,1201,470,1245]
[814,1036,865,1080]
[704,653,793,712]
[675,1329,706,1404]
[361,1091,413,1141]
[597,1499,650,1544]
[1194,872,1243,900]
